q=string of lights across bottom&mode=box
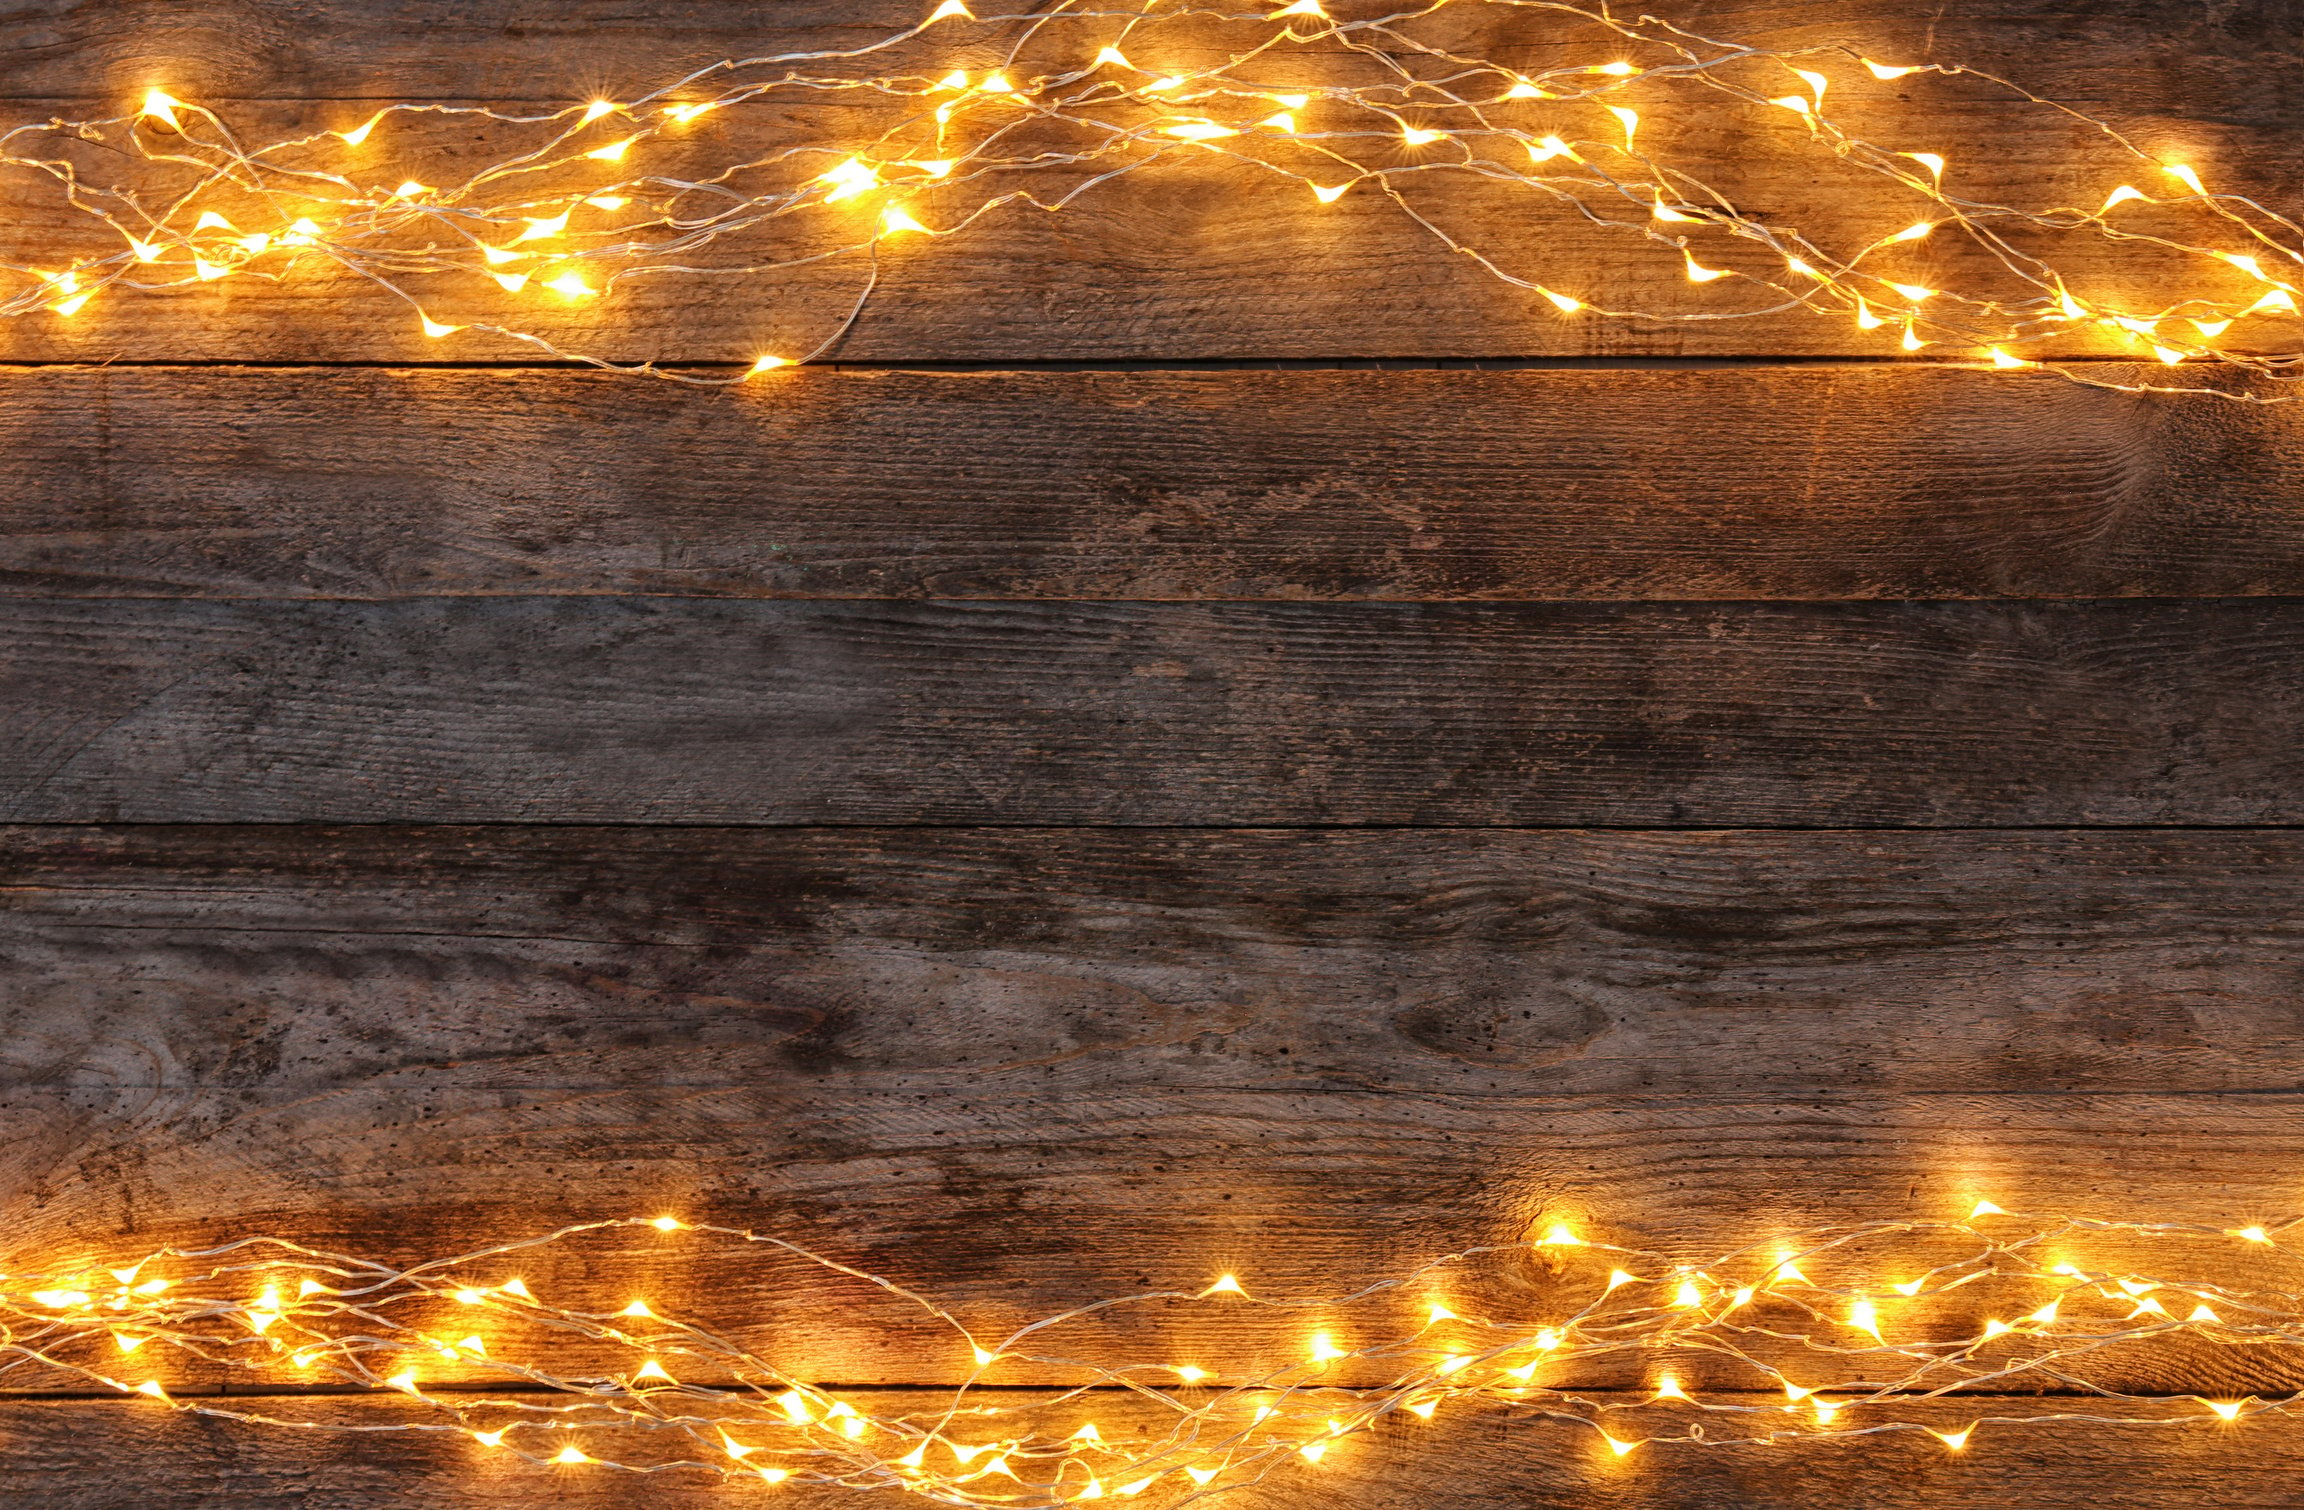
[4,0,2304,395]
[10,1204,2304,1501]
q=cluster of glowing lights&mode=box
[10,1205,2304,1503]
[3,0,2302,390]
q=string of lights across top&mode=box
[9,1205,2304,1502]
[4,0,2301,391]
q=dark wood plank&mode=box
[6,366,2304,601]
[6,0,2295,106]
[0,597,2296,824]
[1,1391,2297,1509]
[4,823,2303,1391]
[9,824,2302,1100]
[0,1391,2265,1509]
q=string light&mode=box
[3,1208,2302,1502]
[1,1,2297,393]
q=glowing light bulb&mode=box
[1402,127,1446,146]
[585,195,628,210]
[1607,105,1638,146]
[1888,282,1936,301]
[748,355,791,375]
[621,1300,654,1318]
[1847,1300,1881,1339]
[419,315,461,338]
[1906,152,1946,178]
[1863,59,1920,80]
[1307,1332,1346,1365]
[1888,220,1934,242]
[544,272,595,297]
[553,1446,590,1465]
[1685,255,1727,283]
[140,90,183,128]
[1310,182,1350,203]
[584,138,634,162]
[515,214,570,242]
[879,206,930,236]
[339,112,385,146]
[2204,1399,2246,1422]
[1654,1376,1688,1401]
[1673,1280,1704,1307]
[1271,0,1327,16]
[1162,120,1238,140]
[1988,346,2031,368]
[1540,288,1583,313]
[1095,46,1132,69]
[2163,163,2206,195]
[1602,1433,1638,1456]
[2100,185,2146,212]
[928,0,976,18]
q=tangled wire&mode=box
[1,0,2299,391]
[7,1205,2303,1502]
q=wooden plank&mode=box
[0,597,2297,824]
[1,3,2297,360]
[4,0,2285,109]
[9,824,2303,1099]
[6,365,2304,602]
[5,823,2304,1391]
[0,0,2287,111]
[2,1389,2302,1508]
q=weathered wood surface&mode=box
[1,1391,2299,1508]
[0,1,2297,361]
[6,0,2295,106]
[0,597,2297,824]
[6,366,2304,602]
[10,825,2302,1099]
[4,824,2304,1392]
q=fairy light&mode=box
[8,1,2304,396]
[0,1207,2295,1503]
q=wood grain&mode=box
[6,0,2298,107]
[0,597,2297,824]
[2,1389,2301,1509]
[6,365,2303,602]
[4,824,2303,1392]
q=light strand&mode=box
[3,1,2300,393]
[9,1206,2304,1502]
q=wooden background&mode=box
[5,0,2304,1503]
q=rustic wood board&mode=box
[1,1390,2298,1509]
[6,0,2295,106]
[0,597,2297,824]
[5,366,2303,602]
